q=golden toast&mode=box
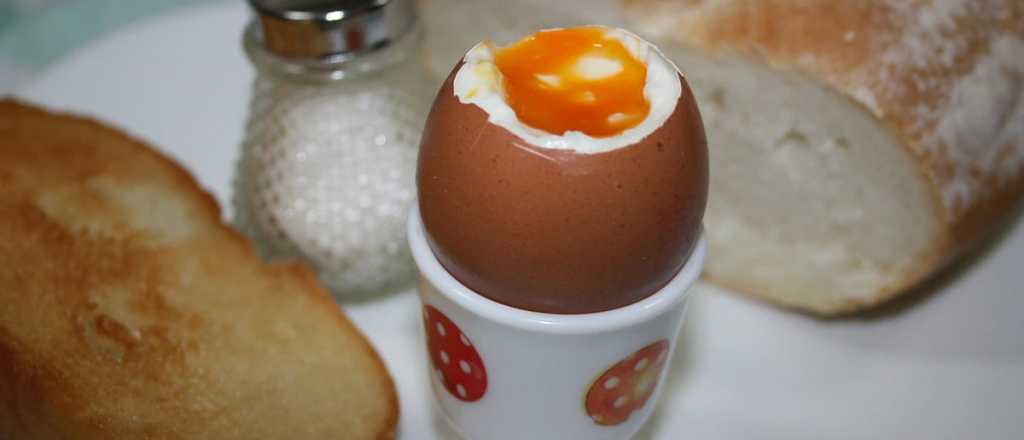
[0,99,397,439]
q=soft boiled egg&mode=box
[417,26,708,314]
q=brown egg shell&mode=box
[417,62,708,314]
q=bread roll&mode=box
[623,0,1024,314]
[0,100,397,439]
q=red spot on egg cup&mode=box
[585,340,671,426]
[423,305,488,402]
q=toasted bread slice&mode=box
[0,99,397,439]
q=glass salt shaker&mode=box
[234,0,432,297]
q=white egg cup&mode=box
[409,207,705,440]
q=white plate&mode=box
[19,3,1024,439]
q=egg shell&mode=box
[417,62,708,314]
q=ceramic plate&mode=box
[18,3,1024,439]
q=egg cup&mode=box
[409,207,705,440]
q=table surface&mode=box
[0,0,221,93]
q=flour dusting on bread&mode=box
[868,0,1024,216]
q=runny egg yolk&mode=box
[494,27,650,138]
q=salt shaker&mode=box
[234,0,431,297]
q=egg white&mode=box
[452,27,683,155]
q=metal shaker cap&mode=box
[247,0,417,60]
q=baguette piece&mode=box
[0,100,397,439]
[621,0,1024,315]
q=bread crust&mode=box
[0,99,398,439]
[623,0,1024,314]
